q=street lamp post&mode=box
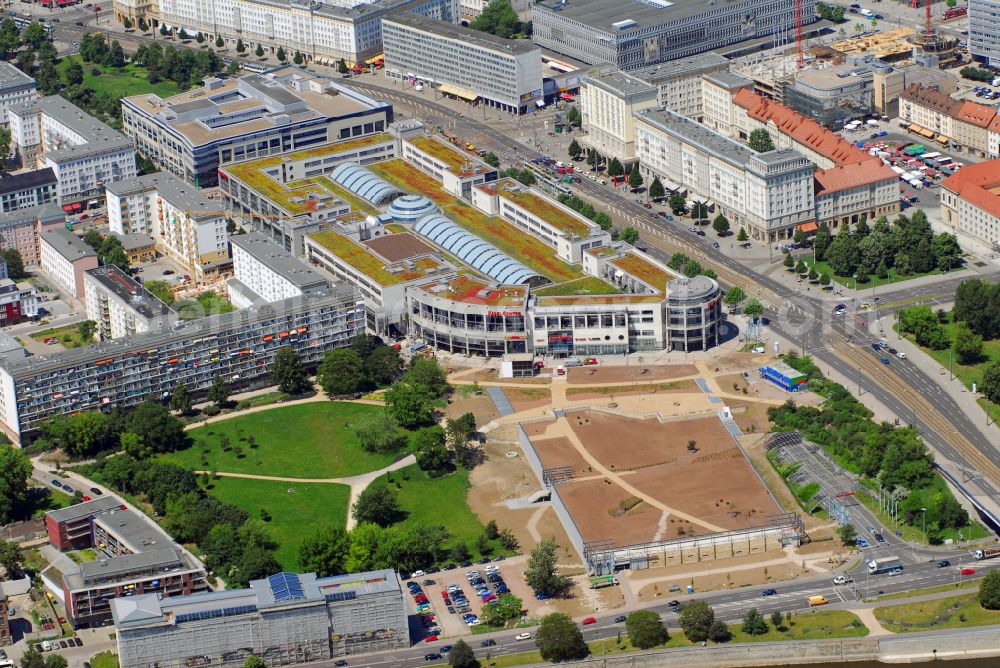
[921,507,927,545]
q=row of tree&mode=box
[130,41,226,90]
[556,193,613,231]
[773,354,969,540]
[815,211,962,281]
[665,251,718,281]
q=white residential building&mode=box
[579,70,657,165]
[132,0,458,69]
[7,97,136,203]
[0,63,37,128]
[228,232,330,308]
[104,172,229,279]
[39,227,98,299]
[382,13,543,113]
[634,108,815,242]
[83,265,176,341]
[631,53,731,120]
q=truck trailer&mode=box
[868,557,902,574]
[975,548,1000,560]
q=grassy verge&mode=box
[30,324,90,349]
[161,402,398,478]
[853,477,989,544]
[201,476,350,570]
[874,591,1000,632]
[89,652,119,668]
[374,463,505,560]
[866,580,981,603]
[801,258,943,289]
[234,391,290,410]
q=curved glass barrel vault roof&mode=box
[414,215,542,285]
[330,162,400,205]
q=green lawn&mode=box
[374,464,503,560]
[874,592,1000,632]
[896,314,1000,425]
[533,277,621,297]
[30,324,91,349]
[162,402,399,478]
[56,56,182,99]
[800,258,943,290]
[866,580,981,603]
[202,476,350,570]
[89,652,119,668]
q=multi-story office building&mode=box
[634,108,815,242]
[532,0,817,70]
[218,133,397,256]
[83,266,177,341]
[941,160,1000,250]
[970,0,1000,66]
[0,202,66,265]
[122,66,393,187]
[141,0,458,69]
[39,226,98,299]
[0,278,37,324]
[0,62,37,126]
[8,97,137,203]
[229,233,330,308]
[104,172,229,279]
[0,168,58,213]
[45,498,210,628]
[631,53,730,120]
[382,13,543,113]
[112,570,408,668]
[579,70,657,166]
[0,286,364,443]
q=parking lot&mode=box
[404,558,540,641]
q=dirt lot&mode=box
[727,400,773,434]
[558,477,668,546]
[534,436,592,473]
[569,413,726,471]
[461,368,552,384]
[564,379,699,402]
[446,392,500,424]
[504,387,552,413]
[632,554,815,601]
[565,364,699,385]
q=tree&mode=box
[270,346,311,394]
[216,36,225,48]
[820,273,831,288]
[712,214,730,236]
[628,165,643,190]
[593,212,613,231]
[178,28,189,40]
[352,484,402,527]
[744,298,764,318]
[450,541,470,562]
[690,202,708,220]
[125,399,189,454]
[536,613,589,662]
[900,306,950,350]
[318,348,366,395]
[981,571,1000,610]
[385,382,434,428]
[481,593,523,626]
[404,357,449,397]
[207,372,230,408]
[483,151,500,168]
[565,105,581,127]
[138,18,148,32]
[65,60,86,87]
[981,361,1000,404]
[44,656,65,668]
[525,539,571,596]
[236,38,245,53]
[160,23,168,36]
[413,425,450,472]
[354,412,408,453]
[826,230,860,277]
[469,0,526,38]
[0,538,23,577]
[255,44,265,57]
[668,193,686,213]
[737,227,749,242]
[725,286,746,309]
[784,252,795,270]
[625,610,669,649]
[607,157,625,178]
[808,267,819,282]
[275,46,286,61]
[337,58,349,74]
[954,323,984,365]
[366,345,403,387]
[679,601,715,643]
[708,620,732,642]
[448,639,478,668]
[20,651,45,668]
[933,233,962,271]
[586,148,598,170]
[837,523,857,545]
[298,525,350,576]
[795,258,807,275]
[748,128,775,153]
[567,139,582,160]
[619,227,639,245]
[741,607,769,635]
[76,320,97,342]
[0,444,33,524]
[243,658,266,668]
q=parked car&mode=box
[424,635,439,643]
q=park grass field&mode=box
[89,652,120,668]
[874,592,1000,632]
[162,402,398,478]
[374,463,503,559]
[202,476,350,570]
[56,55,182,99]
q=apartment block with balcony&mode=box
[83,266,177,341]
[229,233,330,308]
